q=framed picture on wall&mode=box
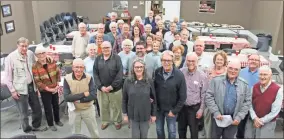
[1,4,12,17]
[0,23,3,36]
[112,1,128,11]
[4,20,15,33]
[199,0,216,14]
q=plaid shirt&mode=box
[113,33,132,54]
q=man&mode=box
[105,12,118,34]
[72,22,90,59]
[128,41,160,79]
[144,11,156,28]
[144,24,154,37]
[245,66,283,138]
[155,32,166,52]
[113,23,132,54]
[180,21,192,41]
[5,37,46,133]
[93,41,123,130]
[63,58,99,138]
[169,30,194,57]
[151,15,162,33]
[237,54,260,139]
[89,23,109,43]
[164,22,177,50]
[205,59,251,138]
[183,40,213,71]
[154,50,187,139]
[178,53,209,138]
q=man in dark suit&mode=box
[144,11,156,31]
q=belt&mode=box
[184,103,200,107]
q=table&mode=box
[46,45,72,61]
[188,27,258,48]
[196,36,251,51]
[204,52,271,67]
[65,31,96,40]
[103,17,132,24]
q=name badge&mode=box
[194,81,199,85]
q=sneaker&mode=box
[55,121,64,127]
[32,126,48,132]
[49,126,57,131]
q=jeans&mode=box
[156,110,177,139]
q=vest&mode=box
[10,50,37,95]
[252,82,280,122]
[65,73,94,110]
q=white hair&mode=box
[109,22,117,29]
[78,22,86,28]
[85,43,98,54]
[259,65,272,74]
[161,50,174,60]
[145,24,152,29]
[17,37,29,45]
[122,39,134,50]
[73,58,84,66]
[131,16,143,26]
[186,52,198,60]
[117,19,124,25]
[110,12,117,17]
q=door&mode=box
[162,1,181,21]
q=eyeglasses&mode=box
[74,66,85,69]
[102,47,111,49]
[248,58,260,61]
[37,52,46,55]
[228,67,239,72]
[187,60,196,63]
[134,66,144,69]
[162,59,173,63]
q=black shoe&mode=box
[55,121,64,127]
[32,126,48,132]
[23,126,33,133]
[49,126,57,131]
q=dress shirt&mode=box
[249,81,283,123]
[180,68,208,113]
[223,78,237,115]
[164,31,175,50]
[118,51,136,75]
[240,67,259,89]
[84,56,95,78]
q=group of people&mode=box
[3,10,283,139]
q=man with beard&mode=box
[127,41,160,79]
[245,66,283,138]
[237,54,260,139]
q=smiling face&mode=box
[134,26,140,35]
[136,44,146,57]
[101,42,112,56]
[186,54,198,71]
[133,61,145,78]
[180,31,189,42]
[122,24,130,34]
[156,32,163,41]
[174,34,181,41]
[174,49,182,59]
[248,54,260,71]
[259,68,272,86]
[153,42,160,53]
[161,52,174,72]
[146,36,153,45]
[36,52,47,62]
[88,47,96,57]
[227,60,241,80]
[215,54,225,67]
[98,24,105,33]
[17,42,29,56]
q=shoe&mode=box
[32,126,48,132]
[115,124,122,130]
[101,124,109,130]
[49,126,57,131]
[55,121,64,127]
[23,126,33,133]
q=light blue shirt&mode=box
[250,81,283,123]
[118,51,136,75]
[240,67,259,89]
[224,79,237,115]
[84,56,95,78]
[146,51,162,67]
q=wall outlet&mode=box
[278,50,281,54]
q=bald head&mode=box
[227,59,241,80]
[194,40,205,56]
[186,52,198,71]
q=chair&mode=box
[72,12,79,25]
[10,134,37,139]
[64,134,90,139]
[59,53,74,63]
[39,25,51,45]
[219,44,233,50]
[43,21,57,42]
[49,18,65,41]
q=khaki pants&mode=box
[97,89,122,125]
[245,118,276,138]
[73,105,99,138]
[203,107,212,138]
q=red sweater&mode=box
[252,82,280,122]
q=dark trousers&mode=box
[131,120,150,138]
[236,114,249,139]
[178,104,200,139]
[211,116,238,139]
[94,98,100,116]
[15,83,42,133]
[156,110,177,139]
[40,91,60,126]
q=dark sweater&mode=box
[122,78,157,121]
[153,67,187,115]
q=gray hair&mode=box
[117,19,124,26]
[78,22,86,28]
[109,22,117,29]
[161,50,174,61]
[186,52,198,61]
[259,65,272,74]
[122,39,134,50]
[17,37,29,45]
[85,43,98,54]
[129,58,149,83]
[145,24,152,29]
[110,12,117,17]
[131,16,142,26]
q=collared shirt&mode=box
[146,51,162,66]
[118,51,136,75]
[163,68,173,80]
[249,81,283,123]
[113,33,132,54]
[164,31,175,50]
[21,54,33,84]
[72,32,89,58]
[180,68,208,112]
[240,67,259,89]
[84,56,96,78]
[223,78,237,115]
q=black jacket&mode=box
[93,53,123,92]
[153,66,186,115]
[122,78,157,121]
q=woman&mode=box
[203,50,227,138]
[95,33,104,55]
[117,19,124,34]
[107,22,118,47]
[172,45,185,69]
[146,41,162,67]
[169,32,181,51]
[152,20,167,36]
[84,43,100,117]
[131,25,145,51]
[118,39,136,80]
[32,45,63,131]
[122,59,157,139]
[131,16,145,33]
[145,35,154,54]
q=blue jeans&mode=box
[156,110,177,139]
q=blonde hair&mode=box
[172,45,185,55]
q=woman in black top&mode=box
[145,35,154,54]
[131,25,145,51]
[122,59,157,139]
